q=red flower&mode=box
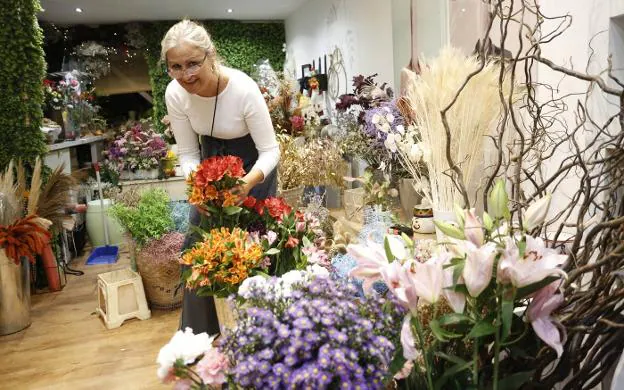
[295,210,305,222]
[243,196,257,209]
[254,199,266,216]
[221,156,246,178]
[264,197,292,220]
[194,156,245,187]
[285,236,300,248]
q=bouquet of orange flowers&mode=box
[179,227,266,297]
[187,156,249,229]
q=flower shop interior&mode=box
[1,0,624,389]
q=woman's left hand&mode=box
[233,181,253,203]
[234,169,265,204]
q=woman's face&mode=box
[166,42,212,95]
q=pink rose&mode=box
[296,221,306,233]
[195,349,229,385]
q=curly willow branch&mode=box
[439,0,624,388]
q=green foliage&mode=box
[139,21,285,133]
[0,0,48,171]
[109,188,174,246]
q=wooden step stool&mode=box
[96,268,151,329]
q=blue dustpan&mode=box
[86,245,119,265]
[86,164,120,265]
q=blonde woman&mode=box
[161,20,279,334]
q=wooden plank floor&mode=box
[0,248,180,390]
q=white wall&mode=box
[534,0,622,223]
[285,0,396,95]
[392,0,412,89]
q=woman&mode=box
[161,20,279,335]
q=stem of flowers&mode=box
[493,286,503,390]
[472,337,479,386]
[180,366,205,388]
[412,316,434,390]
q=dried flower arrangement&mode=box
[277,135,347,191]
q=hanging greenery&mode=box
[0,0,48,171]
[137,21,286,133]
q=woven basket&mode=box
[135,239,184,311]
[278,185,305,208]
[214,297,237,333]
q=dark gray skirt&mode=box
[179,134,277,335]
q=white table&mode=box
[44,135,106,174]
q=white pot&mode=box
[148,168,159,180]
[412,216,435,234]
[120,170,132,181]
[433,209,458,242]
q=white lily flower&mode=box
[524,194,552,231]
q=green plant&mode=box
[0,0,48,171]
[137,21,285,134]
[109,188,174,246]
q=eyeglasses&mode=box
[166,53,207,79]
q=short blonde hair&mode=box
[160,20,219,68]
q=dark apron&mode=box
[179,134,277,335]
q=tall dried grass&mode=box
[403,47,511,211]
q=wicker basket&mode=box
[343,187,366,223]
[278,185,305,208]
[214,297,237,332]
[135,238,184,311]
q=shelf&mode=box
[48,135,106,152]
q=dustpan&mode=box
[86,163,119,265]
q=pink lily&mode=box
[464,209,484,246]
[527,282,566,357]
[436,251,466,313]
[402,258,444,305]
[347,243,388,292]
[400,315,420,361]
[498,236,567,288]
[295,221,306,233]
[380,260,414,311]
[462,241,498,297]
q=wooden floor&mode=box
[0,247,180,390]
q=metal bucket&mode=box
[0,251,31,335]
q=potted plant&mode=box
[102,121,167,181]
[0,158,76,334]
[109,188,184,310]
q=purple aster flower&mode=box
[293,317,314,330]
[221,270,404,389]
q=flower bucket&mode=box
[278,186,304,209]
[161,158,176,172]
[0,250,31,335]
[214,297,236,333]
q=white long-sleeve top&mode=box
[165,66,279,179]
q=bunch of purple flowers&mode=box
[103,121,168,173]
[220,271,405,389]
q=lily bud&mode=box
[488,179,510,220]
[464,209,484,246]
[524,194,552,231]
